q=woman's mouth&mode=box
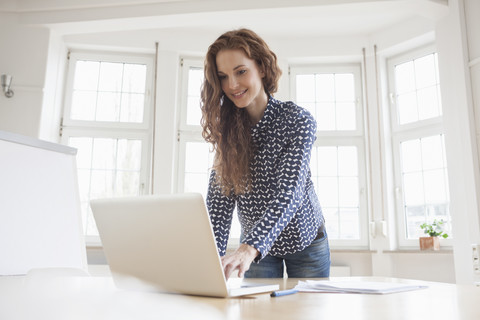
[232,89,247,98]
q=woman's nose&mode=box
[228,77,238,89]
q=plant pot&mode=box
[419,236,440,251]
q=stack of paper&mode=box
[295,280,428,294]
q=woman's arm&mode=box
[242,112,317,261]
[206,170,236,257]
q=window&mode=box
[176,59,212,197]
[61,51,154,244]
[290,65,368,248]
[176,59,241,246]
[388,46,452,247]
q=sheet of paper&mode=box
[295,280,428,294]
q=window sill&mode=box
[330,249,375,254]
[383,248,453,254]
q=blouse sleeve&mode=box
[242,113,317,261]
[206,169,236,257]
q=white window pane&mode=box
[317,147,337,176]
[338,146,357,176]
[317,177,338,207]
[188,68,203,95]
[74,61,99,91]
[120,93,144,123]
[339,177,359,207]
[187,97,202,126]
[302,102,316,120]
[315,74,335,102]
[98,62,123,92]
[323,208,339,239]
[395,61,415,94]
[428,203,450,221]
[339,208,360,239]
[90,169,115,198]
[405,205,425,238]
[69,135,144,237]
[423,169,447,203]
[69,137,93,169]
[229,213,241,239]
[297,71,358,133]
[96,92,121,121]
[77,168,92,203]
[414,54,436,89]
[397,92,418,124]
[85,207,99,236]
[317,102,336,130]
[116,139,142,170]
[335,74,355,101]
[92,138,117,169]
[71,59,148,125]
[336,102,356,130]
[421,135,444,170]
[185,142,212,173]
[437,85,443,115]
[296,74,315,102]
[401,139,422,173]
[443,168,450,198]
[186,68,203,126]
[115,171,140,196]
[394,53,442,126]
[310,148,318,177]
[184,173,209,197]
[71,91,96,121]
[403,172,424,205]
[122,64,146,93]
[417,87,440,120]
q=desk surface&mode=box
[1,275,479,320]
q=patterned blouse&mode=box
[206,96,325,262]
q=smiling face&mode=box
[216,49,268,121]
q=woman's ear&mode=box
[260,68,266,78]
[257,62,266,78]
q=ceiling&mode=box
[1,0,449,38]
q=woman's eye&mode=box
[218,75,226,81]
[238,69,247,75]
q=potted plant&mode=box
[419,219,449,250]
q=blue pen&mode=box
[270,289,299,297]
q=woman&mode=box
[201,29,330,279]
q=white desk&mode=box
[0,274,223,320]
[1,275,479,320]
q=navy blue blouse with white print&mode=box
[206,96,325,262]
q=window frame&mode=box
[289,64,364,137]
[387,45,452,248]
[387,45,443,133]
[61,50,154,245]
[289,64,369,248]
[175,58,207,194]
[63,51,154,130]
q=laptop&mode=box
[90,193,279,297]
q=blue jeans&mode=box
[244,233,331,278]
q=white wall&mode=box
[1,1,478,284]
[462,0,480,283]
[0,14,50,138]
[435,0,480,285]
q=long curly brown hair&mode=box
[201,29,282,196]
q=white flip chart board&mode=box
[0,130,87,275]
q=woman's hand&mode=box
[221,244,259,280]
